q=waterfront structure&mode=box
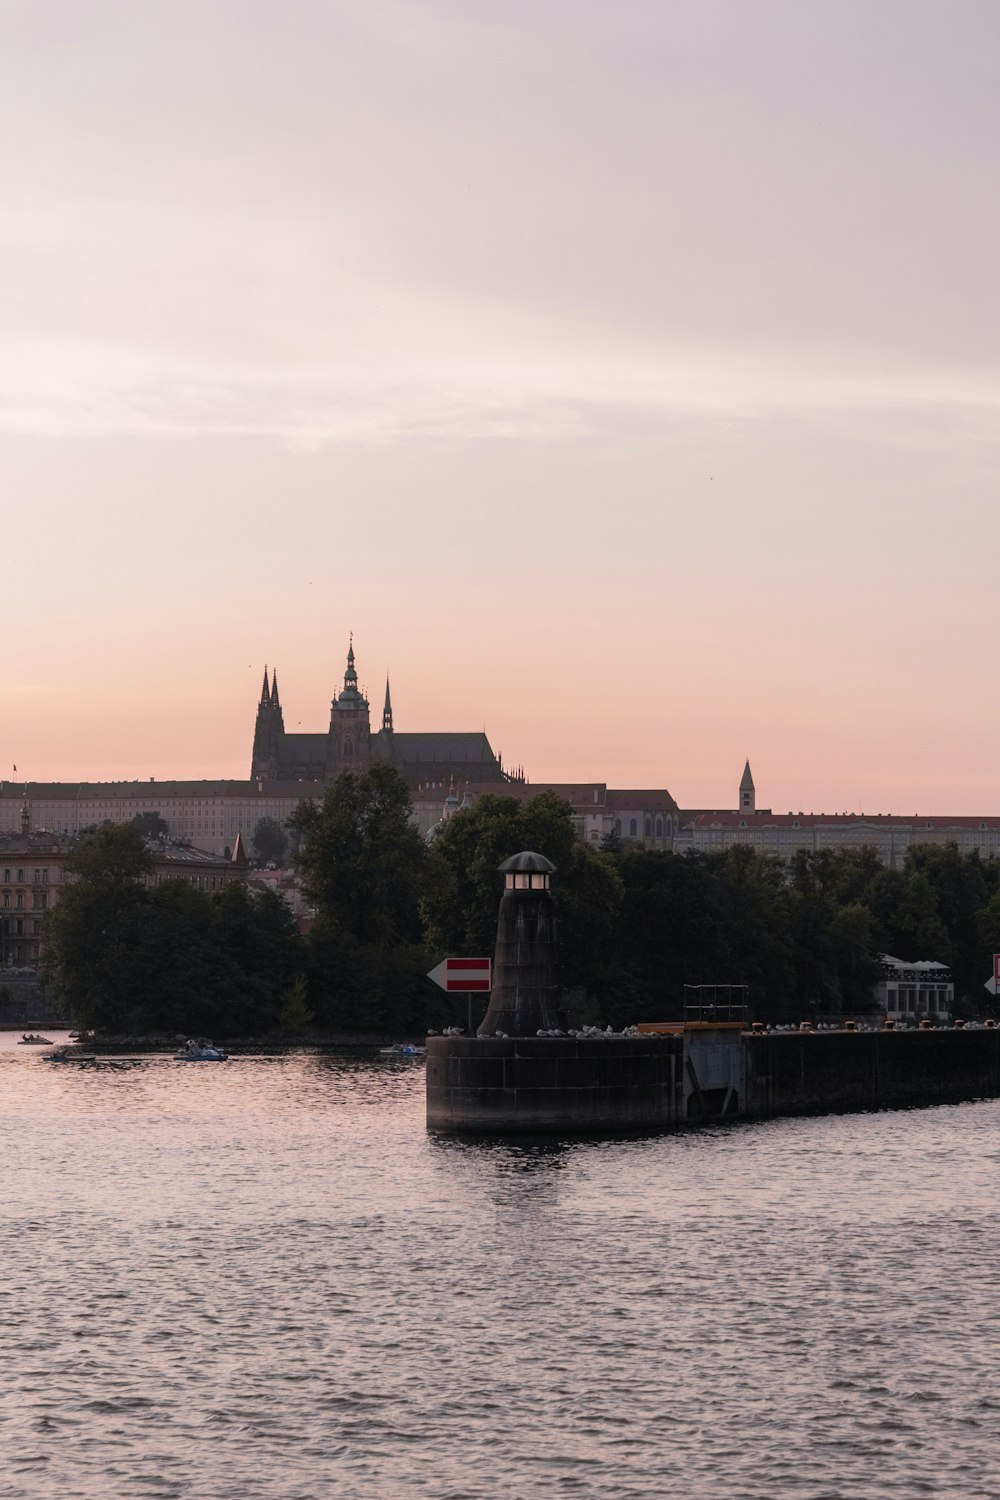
[876,955,954,1024]
[0,831,246,969]
[478,852,562,1037]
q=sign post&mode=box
[427,957,492,1034]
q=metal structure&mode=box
[683,984,751,1024]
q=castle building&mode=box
[250,643,513,788]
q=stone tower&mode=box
[250,668,284,779]
[739,759,755,813]
[479,851,563,1036]
[328,639,371,774]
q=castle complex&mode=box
[249,644,514,787]
[2,643,998,869]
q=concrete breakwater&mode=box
[426,1026,1000,1134]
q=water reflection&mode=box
[1,1047,999,1498]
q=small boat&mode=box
[379,1043,426,1058]
[174,1039,229,1062]
[45,1048,97,1064]
[18,1034,55,1045]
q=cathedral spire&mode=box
[271,669,281,711]
[260,666,271,706]
[382,676,393,732]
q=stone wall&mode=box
[426,1034,684,1134]
[743,1029,1000,1118]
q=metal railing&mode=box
[683,984,751,1024]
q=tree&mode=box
[66,822,154,887]
[276,974,314,1034]
[132,811,170,841]
[252,815,289,867]
[290,763,426,945]
[423,790,624,998]
[43,824,304,1035]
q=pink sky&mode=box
[3,1,1000,814]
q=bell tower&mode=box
[328,637,371,774]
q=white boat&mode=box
[18,1034,54,1045]
[379,1043,426,1058]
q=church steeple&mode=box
[739,759,755,813]
[260,666,271,706]
[382,677,393,733]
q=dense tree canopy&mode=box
[43,826,302,1035]
[251,815,289,867]
[43,779,1000,1036]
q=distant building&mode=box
[250,644,518,788]
[0,830,246,970]
[675,765,1000,865]
[876,955,953,1023]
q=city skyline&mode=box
[4,3,1000,814]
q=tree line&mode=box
[42,763,1000,1034]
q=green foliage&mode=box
[277,974,314,1034]
[251,815,289,867]
[132,811,170,840]
[291,763,426,945]
[43,825,302,1035]
[67,822,154,887]
[423,790,623,990]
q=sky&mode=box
[3,0,1000,813]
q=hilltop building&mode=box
[250,644,515,788]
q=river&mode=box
[1,1031,998,1499]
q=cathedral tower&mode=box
[328,638,371,773]
[251,667,285,779]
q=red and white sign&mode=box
[427,957,492,993]
[994,953,1000,986]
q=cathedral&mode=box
[250,641,519,789]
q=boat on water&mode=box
[18,1034,55,1045]
[45,1048,97,1064]
[174,1039,229,1062]
[379,1043,426,1058]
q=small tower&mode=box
[739,759,756,813]
[479,851,562,1036]
[382,677,394,733]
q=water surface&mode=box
[1,1032,997,1498]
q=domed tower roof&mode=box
[498,851,556,874]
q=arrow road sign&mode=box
[427,957,492,992]
[985,977,1000,996]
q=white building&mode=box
[876,956,953,1023]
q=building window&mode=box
[16,893,23,910]
[644,817,652,838]
[16,869,23,884]
[655,816,663,839]
[32,893,47,911]
[630,819,638,837]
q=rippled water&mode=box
[2,1031,999,1499]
